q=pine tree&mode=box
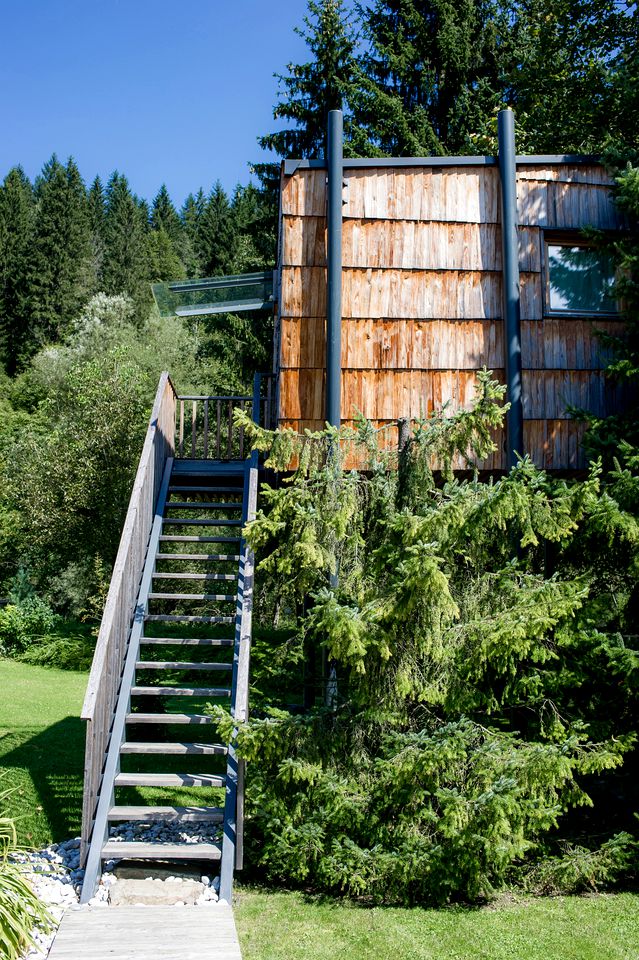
[29,156,95,345]
[259,0,371,160]
[102,172,151,319]
[197,182,238,277]
[0,167,34,372]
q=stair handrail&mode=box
[80,371,177,860]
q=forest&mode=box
[0,0,638,913]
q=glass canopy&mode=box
[152,271,274,318]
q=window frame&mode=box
[541,231,619,319]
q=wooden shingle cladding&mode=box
[275,160,626,470]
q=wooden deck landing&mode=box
[47,904,242,960]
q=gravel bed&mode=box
[13,825,221,959]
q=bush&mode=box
[20,630,95,671]
[225,373,639,904]
[0,596,59,656]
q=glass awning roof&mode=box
[152,271,274,318]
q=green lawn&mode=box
[235,889,639,960]
[0,658,87,847]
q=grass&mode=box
[2,659,638,960]
[235,888,639,960]
[0,658,87,847]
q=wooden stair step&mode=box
[144,615,234,624]
[148,592,236,601]
[165,502,242,510]
[163,518,243,527]
[139,637,234,646]
[168,485,243,493]
[120,741,227,755]
[108,805,224,822]
[160,535,241,544]
[102,841,222,860]
[131,685,231,697]
[152,572,237,581]
[155,553,240,561]
[135,661,232,670]
[126,713,216,724]
[114,772,226,788]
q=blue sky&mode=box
[0,0,311,206]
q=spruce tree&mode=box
[259,0,371,160]
[147,227,186,281]
[197,182,238,277]
[150,185,187,279]
[180,190,206,278]
[0,167,34,372]
[102,172,151,319]
[356,0,507,155]
[505,0,636,153]
[151,185,182,245]
[28,156,95,345]
[88,176,106,285]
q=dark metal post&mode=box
[326,109,343,428]
[497,108,523,468]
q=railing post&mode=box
[252,372,262,427]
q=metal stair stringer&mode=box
[79,457,174,903]
[218,447,258,904]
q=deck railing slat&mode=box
[191,400,197,459]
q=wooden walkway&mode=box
[47,904,242,960]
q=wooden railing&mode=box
[80,373,275,862]
[80,372,177,861]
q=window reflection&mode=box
[547,244,616,314]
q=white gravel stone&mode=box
[19,824,221,958]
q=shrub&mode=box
[0,596,59,656]
[225,371,639,904]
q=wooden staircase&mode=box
[80,374,265,904]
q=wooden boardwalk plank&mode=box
[47,905,241,960]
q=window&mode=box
[544,237,617,316]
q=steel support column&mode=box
[497,108,524,468]
[326,109,343,428]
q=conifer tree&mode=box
[231,184,275,272]
[150,185,187,279]
[197,182,238,277]
[147,227,186,282]
[180,190,206,278]
[356,0,507,155]
[28,156,96,344]
[0,167,34,372]
[102,172,151,319]
[88,176,106,284]
[505,0,636,153]
[259,0,371,160]
[151,185,182,245]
